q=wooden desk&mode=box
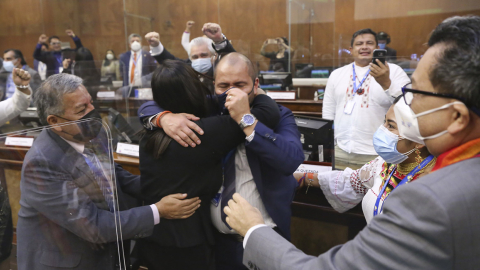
[0,143,365,257]
[277,99,323,118]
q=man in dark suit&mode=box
[377,31,397,61]
[119,33,157,87]
[138,52,304,270]
[0,49,41,101]
[224,15,480,270]
[17,73,201,270]
[33,30,83,78]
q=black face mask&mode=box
[56,109,103,142]
[216,86,255,115]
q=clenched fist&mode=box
[65,29,76,37]
[202,23,223,43]
[185,21,195,32]
[12,68,31,94]
[38,34,48,44]
[145,32,160,47]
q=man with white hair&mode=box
[119,33,158,87]
[145,23,235,79]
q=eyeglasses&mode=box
[401,83,480,117]
[50,42,61,45]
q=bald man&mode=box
[138,53,304,270]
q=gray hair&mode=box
[128,33,142,43]
[188,37,215,57]
[34,73,83,125]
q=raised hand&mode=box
[38,34,48,44]
[202,23,223,43]
[12,68,31,94]
[145,32,160,47]
[185,21,195,32]
[65,29,75,37]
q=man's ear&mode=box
[253,78,259,95]
[47,115,62,132]
[447,103,470,135]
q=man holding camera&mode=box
[322,28,409,169]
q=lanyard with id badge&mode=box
[344,64,370,115]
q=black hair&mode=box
[48,36,60,43]
[427,15,480,111]
[146,60,216,158]
[4,49,27,66]
[377,32,391,44]
[41,43,49,49]
[70,47,100,86]
[351,28,378,47]
[281,37,289,46]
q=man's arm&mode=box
[145,32,187,65]
[244,105,304,175]
[0,68,32,126]
[322,72,336,120]
[66,29,83,49]
[228,181,453,270]
[33,34,48,62]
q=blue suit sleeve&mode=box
[246,105,304,175]
[72,36,83,49]
[33,43,47,62]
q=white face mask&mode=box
[106,53,114,60]
[394,94,464,145]
[3,60,16,72]
[130,41,141,52]
[191,58,212,73]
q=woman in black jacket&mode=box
[138,60,280,270]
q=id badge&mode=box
[344,99,356,115]
[211,186,224,207]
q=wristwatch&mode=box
[239,114,256,129]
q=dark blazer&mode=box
[33,36,83,78]
[139,95,281,248]
[17,129,155,270]
[138,98,304,239]
[119,50,157,86]
[386,46,397,61]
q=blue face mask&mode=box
[3,61,15,72]
[378,43,386,50]
[191,58,212,73]
[373,125,415,164]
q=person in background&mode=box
[223,15,480,270]
[322,28,410,170]
[260,37,291,72]
[146,23,234,77]
[62,47,100,87]
[33,43,48,80]
[377,31,397,61]
[101,49,121,81]
[0,68,33,269]
[295,96,436,223]
[33,29,83,78]
[0,49,41,101]
[119,33,157,87]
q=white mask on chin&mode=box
[130,41,141,52]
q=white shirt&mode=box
[322,62,410,155]
[38,61,47,81]
[128,50,143,86]
[181,32,191,53]
[0,87,31,126]
[211,144,276,234]
[60,137,160,225]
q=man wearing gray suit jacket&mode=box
[17,73,201,270]
[224,15,480,270]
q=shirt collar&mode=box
[60,136,85,154]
